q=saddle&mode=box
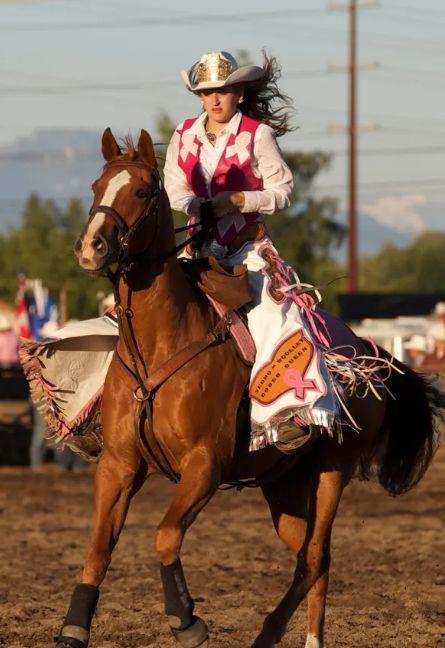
[179,256,256,366]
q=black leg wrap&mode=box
[55,583,99,648]
[160,560,194,631]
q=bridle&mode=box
[87,161,163,276]
[87,159,212,278]
[85,159,220,483]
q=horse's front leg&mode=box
[156,446,219,648]
[56,448,147,648]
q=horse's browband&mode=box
[105,160,157,172]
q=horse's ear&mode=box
[102,127,122,162]
[138,129,157,168]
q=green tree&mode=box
[236,49,254,66]
[360,231,445,292]
[269,152,345,278]
[156,110,176,144]
[267,152,346,311]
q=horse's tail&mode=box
[358,344,444,497]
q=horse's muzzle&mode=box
[75,233,119,273]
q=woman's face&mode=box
[199,86,242,124]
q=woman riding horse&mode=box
[164,50,335,453]
[20,50,443,648]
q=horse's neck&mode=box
[117,258,209,371]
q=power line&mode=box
[0,177,444,210]
[384,64,445,78]
[385,2,445,17]
[288,146,445,157]
[317,177,445,191]
[1,67,343,95]
[369,2,445,26]
[0,8,324,31]
[2,144,445,164]
[366,75,444,89]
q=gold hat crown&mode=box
[197,53,234,84]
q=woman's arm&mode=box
[163,127,202,217]
[235,124,293,214]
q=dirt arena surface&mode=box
[0,448,444,648]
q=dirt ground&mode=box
[0,449,444,648]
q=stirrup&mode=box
[274,423,316,455]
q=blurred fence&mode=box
[0,365,32,465]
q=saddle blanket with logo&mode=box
[217,238,338,450]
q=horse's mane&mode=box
[121,134,139,161]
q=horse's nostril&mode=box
[92,235,108,257]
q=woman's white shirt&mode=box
[163,111,293,218]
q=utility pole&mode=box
[328,1,379,292]
[349,0,358,292]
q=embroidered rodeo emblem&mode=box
[250,330,319,405]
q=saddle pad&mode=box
[317,309,368,356]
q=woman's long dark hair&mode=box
[240,51,294,137]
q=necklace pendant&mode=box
[206,131,217,145]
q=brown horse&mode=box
[57,128,442,648]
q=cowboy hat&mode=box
[181,51,264,93]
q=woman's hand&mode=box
[212,191,245,217]
[229,192,245,209]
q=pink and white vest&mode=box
[177,114,263,246]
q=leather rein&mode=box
[94,161,231,483]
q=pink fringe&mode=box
[19,339,103,446]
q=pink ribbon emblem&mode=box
[283,368,318,400]
[225,131,252,164]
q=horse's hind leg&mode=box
[305,571,330,648]
[56,449,147,648]
[155,446,219,648]
[261,466,329,648]
[253,469,344,648]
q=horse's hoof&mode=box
[172,616,209,647]
[251,639,279,648]
[251,626,281,648]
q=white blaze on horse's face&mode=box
[81,170,132,267]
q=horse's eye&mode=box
[135,188,147,199]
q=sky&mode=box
[1,0,444,235]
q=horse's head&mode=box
[75,127,161,274]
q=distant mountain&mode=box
[334,211,412,257]
[0,128,432,255]
[0,129,105,230]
